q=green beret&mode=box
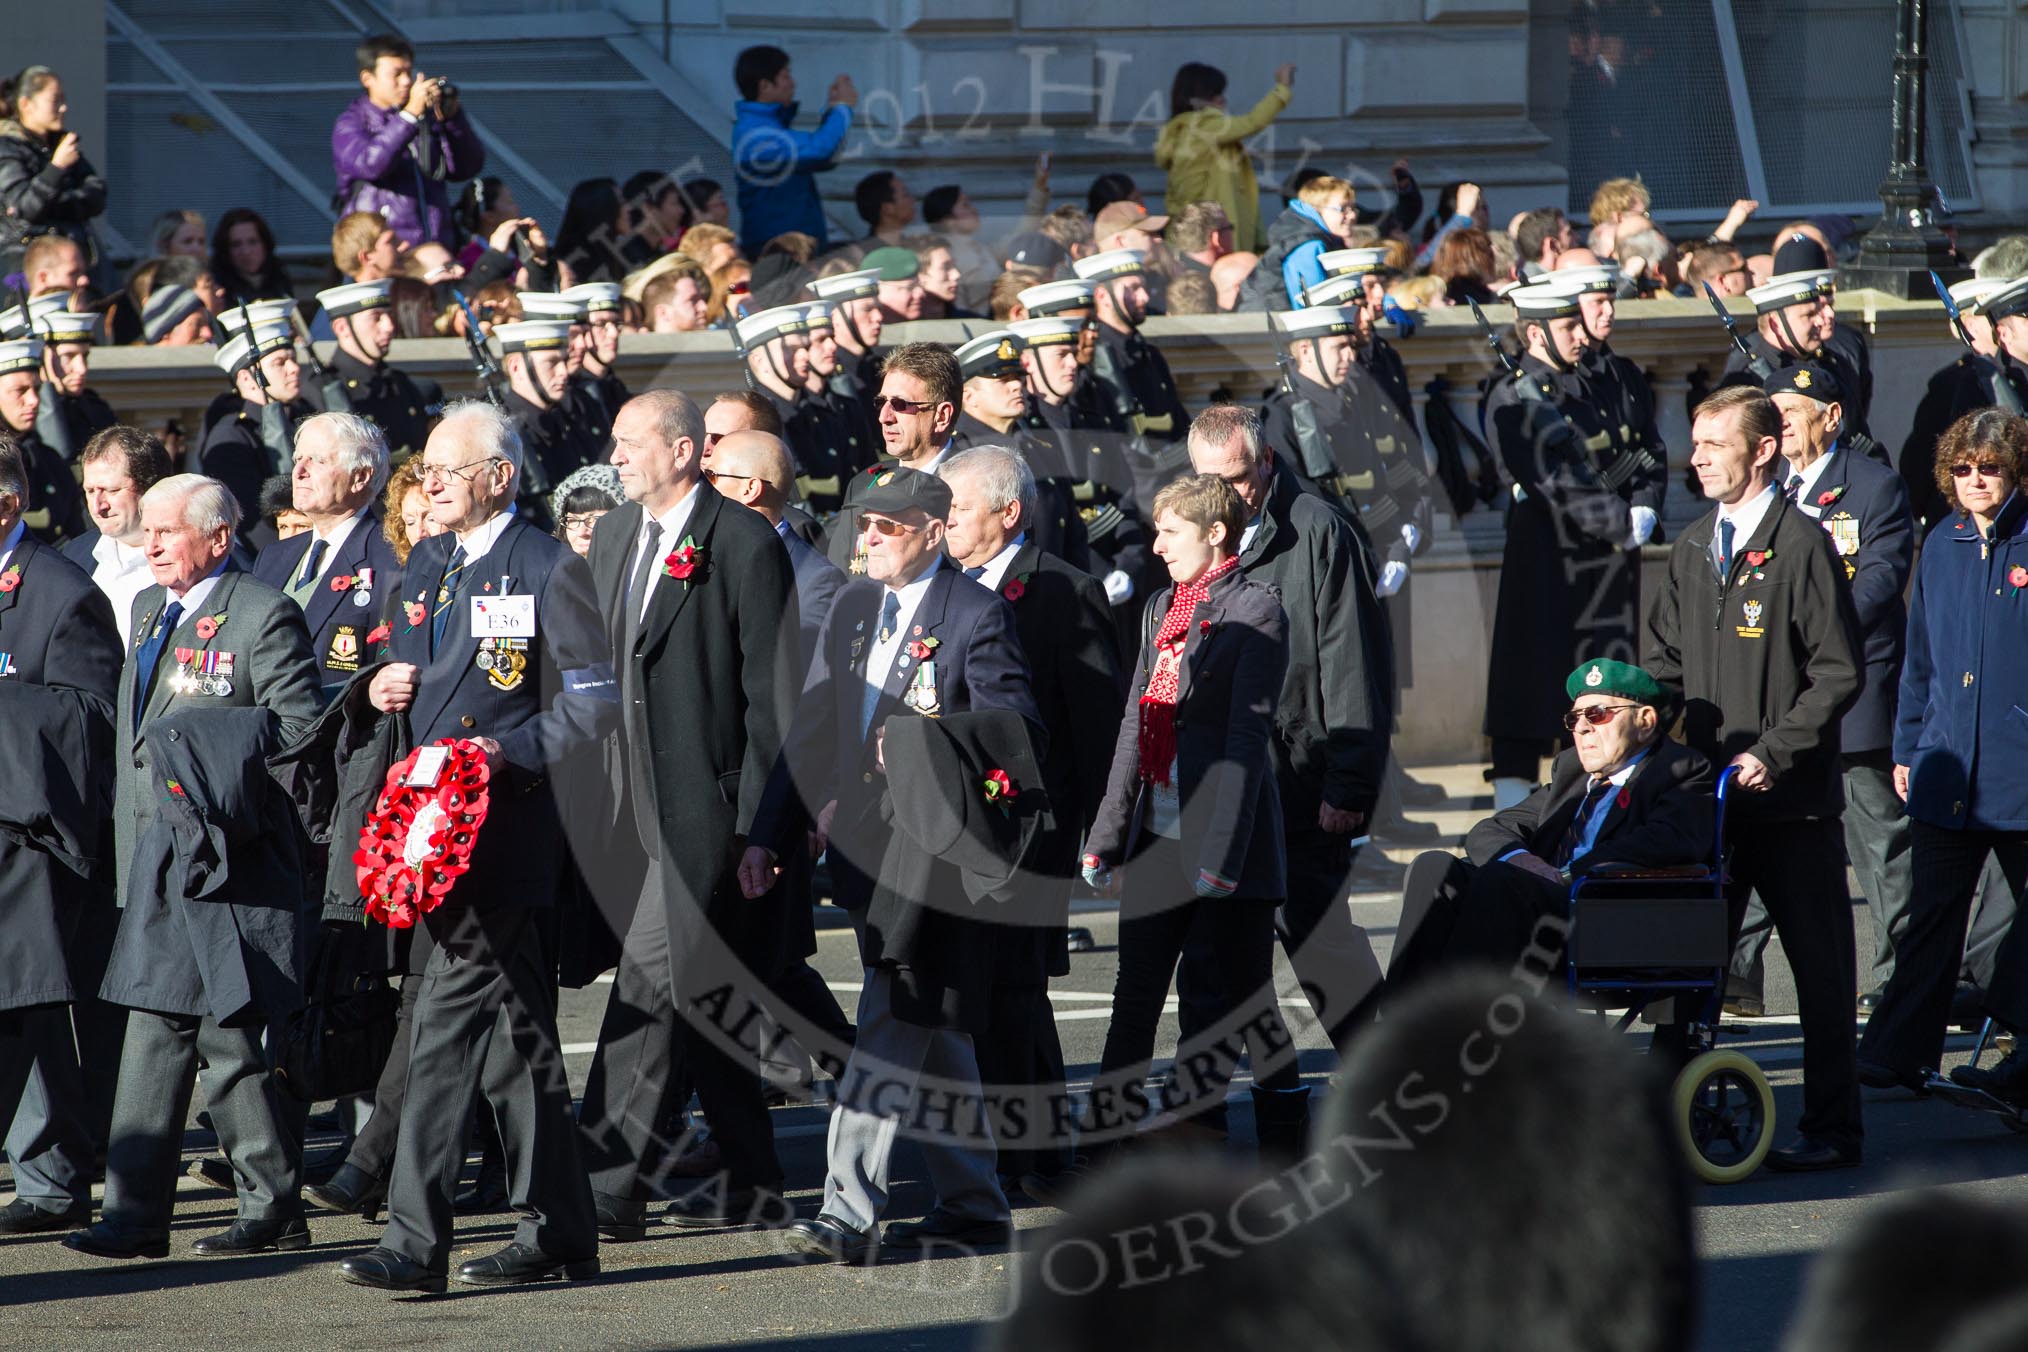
[1566,658,1665,707]
[862,247,920,283]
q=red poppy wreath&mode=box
[354,738,491,928]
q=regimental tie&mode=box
[1554,776,1616,868]
[133,599,183,723]
[863,591,901,741]
[432,544,467,651]
[1715,517,1736,582]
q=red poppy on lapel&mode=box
[0,564,19,593]
[366,622,392,645]
[1616,785,1632,811]
[1002,577,1026,602]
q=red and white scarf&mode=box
[1137,557,1240,785]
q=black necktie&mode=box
[432,544,468,652]
[1555,778,1615,868]
[625,519,660,637]
[133,599,183,724]
[876,590,901,644]
[288,537,328,605]
[1782,475,1802,502]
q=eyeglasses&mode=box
[861,515,921,538]
[1561,703,1640,730]
[419,456,501,486]
[701,468,754,487]
[559,512,604,533]
[874,395,938,415]
[1950,461,2008,478]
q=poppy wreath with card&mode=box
[354,738,491,929]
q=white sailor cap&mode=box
[561,282,624,315]
[1319,247,1393,279]
[1071,249,1147,283]
[494,319,574,354]
[29,293,95,345]
[955,330,1026,381]
[807,268,881,303]
[734,304,810,350]
[1302,273,1366,307]
[217,297,297,335]
[1950,276,2010,311]
[1747,271,1832,313]
[1552,263,1620,295]
[1976,276,2028,323]
[1017,278,1096,317]
[1008,316,1083,348]
[0,336,43,376]
[1279,305,1361,340]
[800,301,834,330]
[1507,282,1583,320]
[517,291,589,323]
[215,319,295,376]
[315,279,393,319]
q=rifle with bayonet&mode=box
[1932,269,2024,415]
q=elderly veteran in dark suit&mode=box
[939,443,1126,1195]
[0,435,121,1237]
[1728,363,1915,1015]
[741,465,1040,1265]
[338,400,618,1293]
[576,390,799,1239]
[1389,660,1714,987]
[1647,384,1863,1173]
[64,473,324,1261]
[1080,473,1291,1151]
[253,411,403,696]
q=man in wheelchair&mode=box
[1390,659,1716,987]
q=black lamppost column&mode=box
[1843,0,1965,298]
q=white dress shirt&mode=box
[291,507,371,587]
[1712,481,1779,573]
[966,534,1026,592]
[0,519,24,575]
[1786,448,1839,520]
[90,533,154,645]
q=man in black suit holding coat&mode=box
[741,466,1040,1263]
[338,401,618,1292]
[576,390,801,1237]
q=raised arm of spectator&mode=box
[332,99,420,190]
[1414,182,1480,271]
[0,143,105,226]
[736,96,855,178]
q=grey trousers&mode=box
[820,968,1006,1235]
[100,1009,301,1237]
[378,903,595,1271]
[1,1004,91,1210]
[1965,854,2020,989]
[1731,755,1913,997]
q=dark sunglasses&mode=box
[1561,703,1639,730]
[874,395,937,415]
[1950,461,2008,478]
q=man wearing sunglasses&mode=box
[829,342,962,573]
[1647,383,1863,1174]
[1388,659,1712,992]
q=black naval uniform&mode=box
[1577,341,1668,528]
[796,382,877,516]
[949,410,1092,572]
[332,348,443,464]
[569,367,628,445]
[1481,353,1639,775]
[1358,333,1415,424]
[1020,383,1150,597]
[1948,350,2028,423]
[34,383,116,464]
[503,388,602,529]
[201,398,311,532]
[12,426,87,545]
[1900,353,1995,529]
[1721,323,1875,443]
[1089,319,1193,512]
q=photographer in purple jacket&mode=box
[331,34,486,249]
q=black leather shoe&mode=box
[63,1222,170,1260]
[187,1155,236,1192]
[452,1156,508,1214]
[664,1185,791,1230]
[595,1196,651,1243]
[781,1215,876,1265]
[1952,1047,2028,1104]
[305,1164,387,1223]
[882,1212,1012,1250]
[301,1145,351,1188]
[339,1246,447,1293]
[1857,1058,1930,1095]
[1763,1135,1862,1172]
[455,1241,600,1287]
[193,1217,311,1255]
[0,1198,89,1234]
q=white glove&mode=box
[1376,560,1408,598]
[1627,505,1658,550]
[1103,569,1134,605]
[1400,522,1423,553]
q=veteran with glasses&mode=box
[1387,658,1714,992]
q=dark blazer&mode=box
[386,515,618,910]
[0,536,121,1011]
[587,486,799,976]
[59,527,98,571]
[1794,446,1913,754]
[1238,465,1395,822]
[782,522,845,672]
[750,562,1041,915]
[1466,739,1716,875]
[1084,567,1291,900]
[200,400,302,531]
[1646,490,1862,822]
[254,514,405,693]
[331,348,442,462]
[1896,495,2028,832]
